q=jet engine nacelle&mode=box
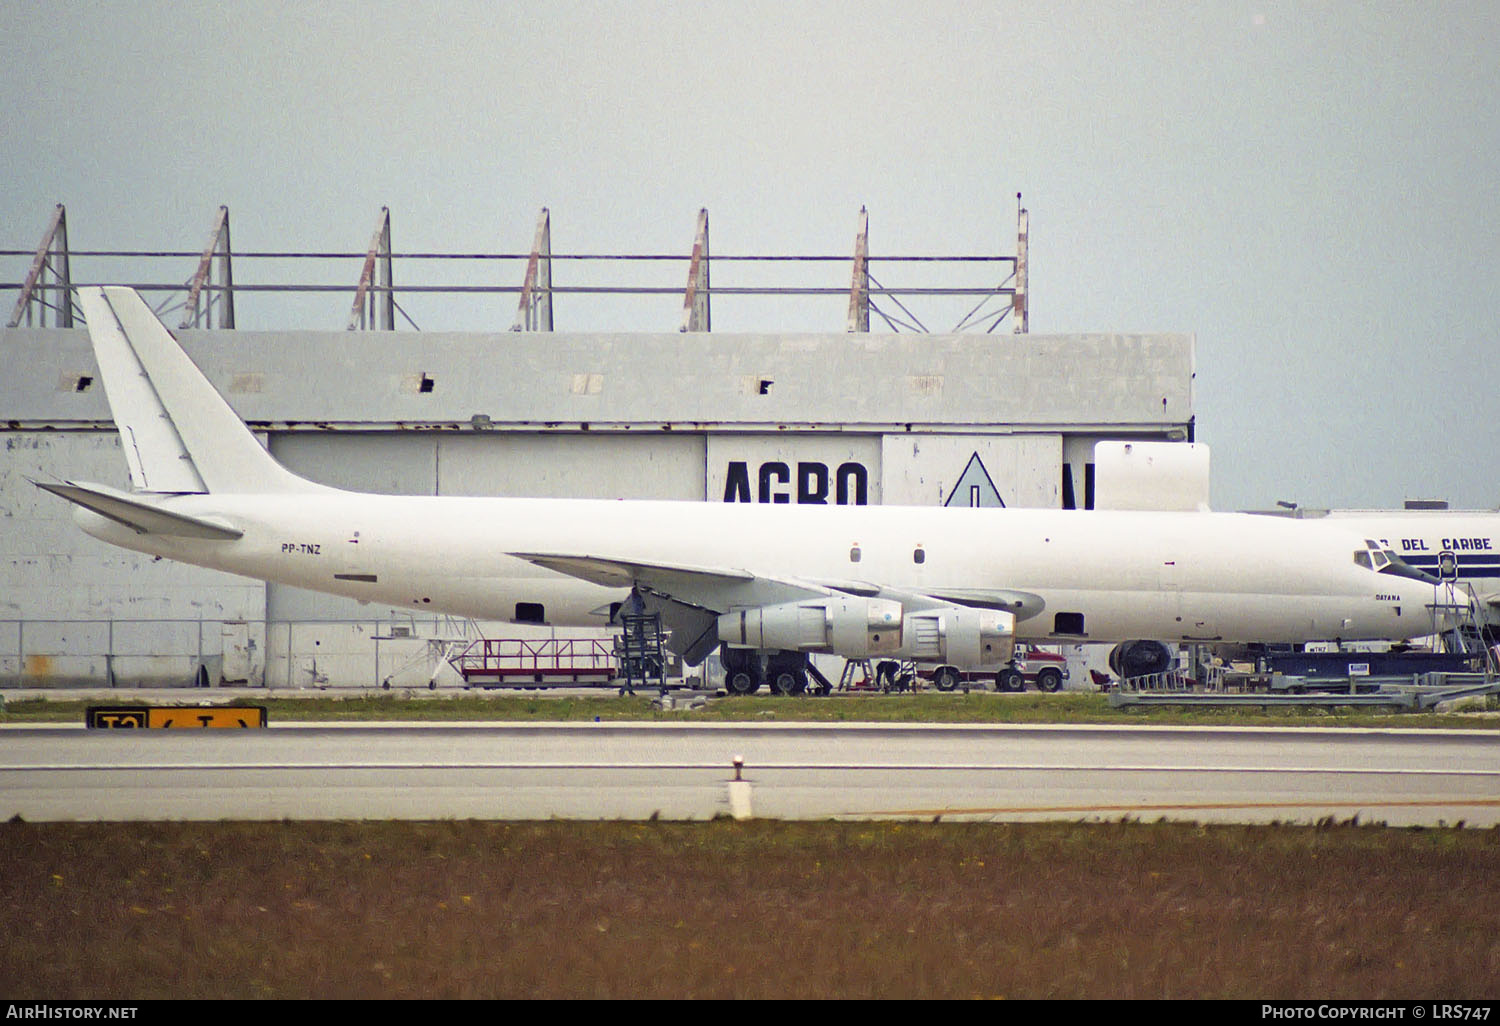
[897,607,1016,668]
[718,596,904,658]
[1108,639,1176,678]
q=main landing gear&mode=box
[721,646,829,696]
[722,646,762,695]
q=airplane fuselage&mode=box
[75,492,1437,646]
[1316,512,1500,593]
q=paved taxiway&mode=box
[2,721,1497,826]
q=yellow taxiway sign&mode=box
[86,706,268,728]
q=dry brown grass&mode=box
[2,819,1497,999]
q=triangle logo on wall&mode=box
[943,452,1005,508]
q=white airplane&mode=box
[1303,511,1499,588]
[1281,508,1500,645]
[38,287,1447,693]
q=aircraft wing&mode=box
[514,552,852,666]
[512,551,1044,665]
[516,552,1042,616]
[513,552,837,610]
[811,581,1044,621]
[912,587,1046,621]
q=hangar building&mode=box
[0,206,1195,687]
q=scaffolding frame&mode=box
[7,204,72,328]
[180,205,235,329]
[3,201,1028,334]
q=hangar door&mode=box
[270,432,707,499]
[266,431,707,620]
[880,434,1062,508]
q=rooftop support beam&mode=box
[347,207,395,331]
[7,204,72,328]
[846,206,869,332]
[1013,197,1029,334]
[861,207,931,334]
[679,208,710,332]
[950,195,1025,334]
[511,207,553,331]
[180,205,235,329]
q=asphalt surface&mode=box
[3,718,1496,826]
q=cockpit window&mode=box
[1352,539,1441,585]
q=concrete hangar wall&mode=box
[0,325,1194,687]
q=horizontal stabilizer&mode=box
[33,480,243,540]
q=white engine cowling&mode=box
[718,597,904,657]
[897,607,1015,668]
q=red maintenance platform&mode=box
[449,638,617,688]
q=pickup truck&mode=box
[994,644,1070,692]
[900,643,1071,692]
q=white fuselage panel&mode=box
[77,494,1438,645]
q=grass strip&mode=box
[2,690,1497,727]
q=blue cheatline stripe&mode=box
[1402,554,1500,571]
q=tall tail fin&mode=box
[76,286,319,495]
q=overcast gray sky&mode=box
[4,1,1497,512]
